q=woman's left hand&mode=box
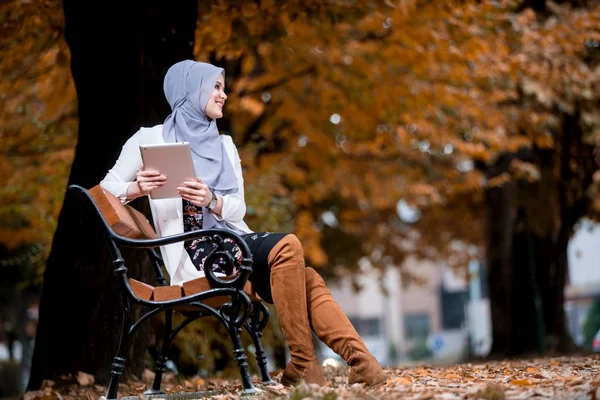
[178,178,213,207]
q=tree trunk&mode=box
[486,108,595,357]
[486,203,576,357]
[486,183,569,357]
[28,0,197,389]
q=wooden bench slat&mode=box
[128,277,261,309]
[183,277,261,302]
[129,279,154,301]
[152,285,183,301]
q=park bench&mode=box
[67,184,275,399]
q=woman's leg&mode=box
[244,233,386,387]
[243,233,326,386]
[304,267,388,386]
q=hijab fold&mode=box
[162,60,240,231]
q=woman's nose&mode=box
[221,92,227,100]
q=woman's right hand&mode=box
[126,165,167,200]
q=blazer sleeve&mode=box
[99,130,143,203]
[215,137,247,223]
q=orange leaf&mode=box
[390,377,413,385]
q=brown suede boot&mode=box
[305,267,388,387]
[268,235,327,386]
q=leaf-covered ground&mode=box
[21,355,600,399]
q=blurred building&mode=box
[320,256,492,366]
[320,217,600,367]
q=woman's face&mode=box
[204,74,227,119]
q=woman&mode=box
[100,60,387,387]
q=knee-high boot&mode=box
[305,267,388,387]
[268,235,326,386]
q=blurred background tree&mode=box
[1,0,599,392]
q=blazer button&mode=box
[162,217,167,222]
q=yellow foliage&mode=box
[4,0,600,275]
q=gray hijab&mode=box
[162,60,240,231]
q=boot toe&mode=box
[281,360,327,387]
[348,365,388,387]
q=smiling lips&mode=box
[216,101,224,109]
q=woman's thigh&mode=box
[242,232,288,303]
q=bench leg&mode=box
[245,302,275,385]
[106,303,132,400]
[145,310,173,395]
[106,356,126,400]
[222,296,256,394]
[229,325,256,394]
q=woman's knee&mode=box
[277,234,304,258]
[283,234,303,255]
[267,233,304,265]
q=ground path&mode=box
[22,355,600,399]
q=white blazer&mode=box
[100,125,253,285]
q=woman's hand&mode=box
[178,178,213,207]
[126,165,167,200]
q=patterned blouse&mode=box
[183,200,243,275]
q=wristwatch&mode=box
[208,188,218,211]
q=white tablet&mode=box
[139,142,196,199]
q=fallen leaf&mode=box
[133,384,146,393]
[194,377,205,387]
[566,376,586,387]
[390,377,413,385]
[560,367,572,377]
[538,370,554,379]
[22,391,51,400]
[76,372,94,387]
[266,385,288,396]
[142,369,155,383]
[510,378,532,386]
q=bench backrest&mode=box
[89,185,157,239]
[72,184,261,302]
